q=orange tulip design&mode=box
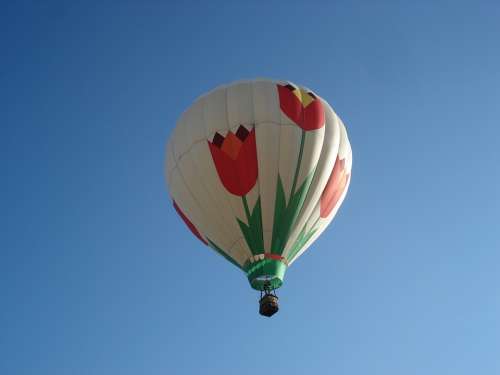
[320,157,350,218]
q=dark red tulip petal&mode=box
[235,125,250,141]
[212,132,225,148]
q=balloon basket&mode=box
[259,287,279,317]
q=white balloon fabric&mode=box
[165,79,352,290]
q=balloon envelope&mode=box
[166,79,352,291]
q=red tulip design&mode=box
[277,84,325,131]
[320,157,350,218]
[270,84,326,254]
[208,125,258,196]
[173,200,207,245]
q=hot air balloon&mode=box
[165,79,352,317]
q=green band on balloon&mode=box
[245,258,287,291]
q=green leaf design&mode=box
[286,224,318,262]
[237,197,264,255]
[271,170,315,255]
[207,239,243,270]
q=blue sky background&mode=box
[2,1,500,374]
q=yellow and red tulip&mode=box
[277,83,325,131]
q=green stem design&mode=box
[270,127,315,255]
[290,129,306,198]
[242,195,251,224]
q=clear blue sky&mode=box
[2,1,500,374]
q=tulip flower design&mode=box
[208,125,263,255]
[271,84,326,254]
[277,83,325,131]
[320,157,350,218]
[208,125,258,197]
[173,200,207,245]
[276,83,325,196]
